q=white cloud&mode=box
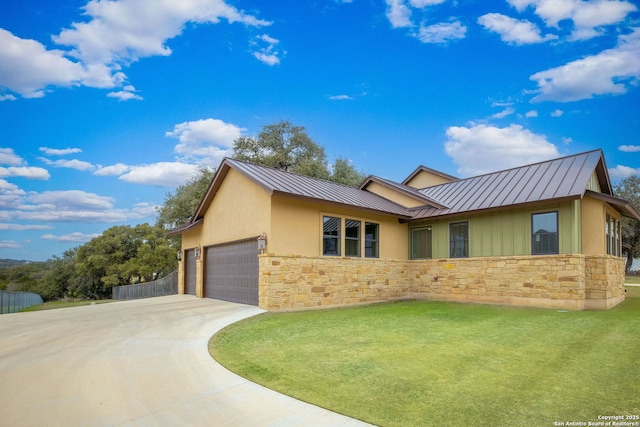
[0,166,50,180]
[0,240,21,249]
[508,0,637,41]
[1,189,127,223]
[609,164,640,180]
[525,110,539,117]
[107,85,143,101]
[0,94,17,102]
[38,157,96,171]
[329,95,354,100]
[167,118,244,162]
[409,0,446,6]
[251,34,284,66]
[94,163,130,176]
[550,109,564,117]
[492,107,516,118]
[0,186,158,226]
[39,147,83,156]
[386,0,413,28]
[444,123,560,176]
[0,148,25,166]
[0,179,26,209]
[0,223,53,231]
[529,28,640,102]
[130,202,161,219]
[118,162,199,187]
[385,0,467,44]
[29,190,115,211]
[1,1,270,99]
[478,13,558,44]
[619,145,640,152]
[416,21,467,44]
[0,29,85,99]
[41,232,100,243]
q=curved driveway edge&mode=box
[0,295,372,426]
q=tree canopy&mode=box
[233,120,366,187]
[156,166,216,231]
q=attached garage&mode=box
[184,249,197,296]
[204,239,260,305]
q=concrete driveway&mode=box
[0,295,371,426]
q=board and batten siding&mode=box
[411,200,581,258]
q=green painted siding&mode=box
[410,200,581,258]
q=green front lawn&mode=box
[626,275,640,285]
[211,294,640,427]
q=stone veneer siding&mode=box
[258,254,626,311]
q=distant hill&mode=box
[0,259,32,270]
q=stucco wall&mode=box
[269,194,409,260]
[581,196,606,255]
[259,254,626,311]
[405,170,454,188]
[201,169,272,246]
[364,182,426,208]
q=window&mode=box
[615,219,621,257]
[411,227,432,259]
[450,222,469,258]
[606,214,611,255]
[532,212,558,255]
[607,214,621,256]
[345,219,361,257]
[365,222,379,258]
[323,216,341,256]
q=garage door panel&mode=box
[185,249,196,296]
[205,240,259,305]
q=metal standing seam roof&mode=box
[411,150,605,219]
[221,158,413,218]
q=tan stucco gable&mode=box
[402,166,457,189]
[199,168,272,247]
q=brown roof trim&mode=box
[192,158,414,222]
[585,190,640,221]
[166,218,204,237]
[401,165,458,186]
[272,191,413,219]
[359,175,447,209]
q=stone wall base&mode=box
[259,254,626,311]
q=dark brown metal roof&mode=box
[193,158,413,221]
[411,150,606,220]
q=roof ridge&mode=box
[225,157,365,189]
[419,149,603,190]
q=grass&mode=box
[626,275,640,285]
[211,294,640,427]
[20,299,114,312]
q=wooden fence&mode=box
[112,270,178,300]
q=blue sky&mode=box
[1,0,639,261]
